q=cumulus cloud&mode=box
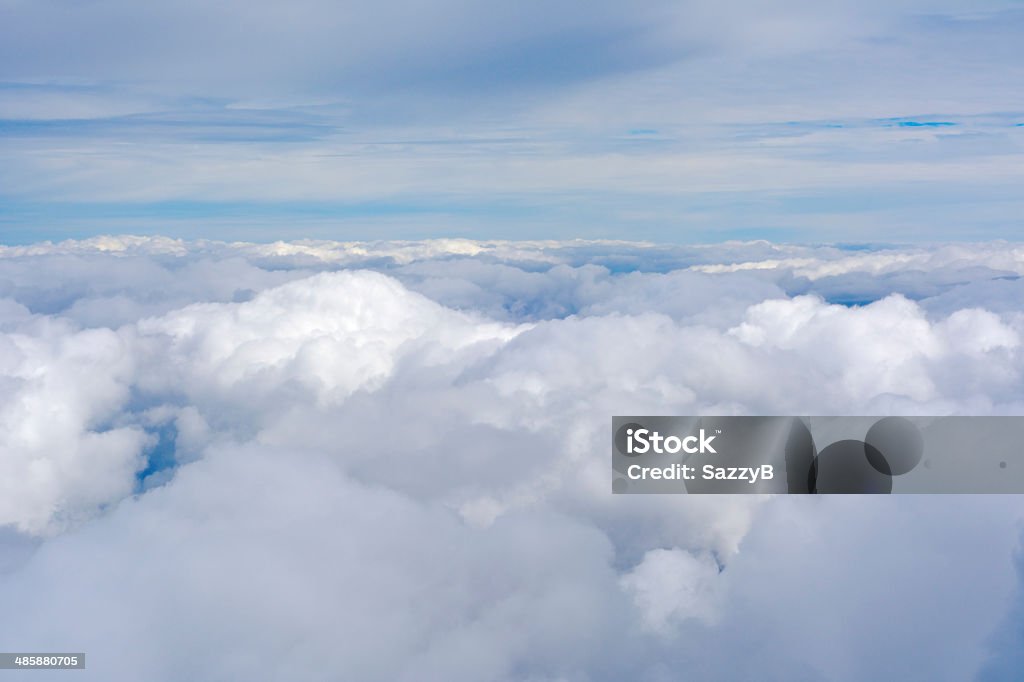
[620,549,724,634]
[1,236,1024,680]
[0,307,148,535]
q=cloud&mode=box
[1,236,1024,679]
[3,4,1024,241]
[620,548,724,634]
[0,307,148,535]
[0,0,694,96]
[0,443,631,681]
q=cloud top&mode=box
[0,237,1022,679]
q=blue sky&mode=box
[1,0,1023,243]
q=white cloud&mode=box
[1,237,1023,679]
[134,270,520,406]
[0,312,148,535]
[620,548,724,634]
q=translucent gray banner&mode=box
[612,416,1024,494]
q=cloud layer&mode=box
[3,2,1023,241]
[1,237,1023,680]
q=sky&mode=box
[3,2,1024,681]
[1,0,1023,243]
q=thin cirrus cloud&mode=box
[0,0,910,95]
[0,236,1023,679]
[1,1,1023,241]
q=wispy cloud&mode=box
[1,2,1023,240]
